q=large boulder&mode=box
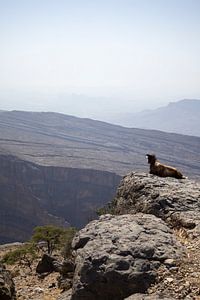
[112,172,200,232]
[0,263,16,300]
[36,254,58,274]
[71,213,183,300]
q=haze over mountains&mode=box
[1,94,199,137]
[113,99,200,137]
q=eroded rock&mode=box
[71,213,183,300]
[0,263,16,300]
[112,172,200,233]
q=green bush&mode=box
[1,225,77,269]
[96,201,116,216]
[1,243,36,269]
[32,225,76,255]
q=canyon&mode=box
[0,154,120,243]
[0,110,199,243]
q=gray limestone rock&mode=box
[0,263,16,300]
[112,172,200,233]
[71,213,183,300]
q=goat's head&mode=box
[146,154,157,164]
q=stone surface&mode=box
[0,263,16,300]
[125,293,174,300]
[71,213,183,300]
[57,289,72,300]
[56,259,75,291]
[57,276,72,291]
[59,260,75,275]
[112,172,200,232]
[36,254,58,274]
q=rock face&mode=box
[0,155,120,243]
[0,263,16,300]
[112,172,200,232]
[67,172,200,300]
[57,259,75,291]
[71,214,183,300]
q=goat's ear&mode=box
[146,155,148,159]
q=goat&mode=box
[146,154,186,179]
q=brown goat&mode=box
[146,154,186,179]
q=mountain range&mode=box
[113,99,200,137]
[0,109,199,177]
[0,109,200,242]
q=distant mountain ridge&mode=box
[115,99,200,137]
[0,110,199,178]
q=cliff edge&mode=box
[112,172,200,234]
[66,173,200,300]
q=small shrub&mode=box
[1,243,36,270]
[1,225,77,269]
[96,200,116,216]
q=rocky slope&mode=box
[1,173,200,299]
[66,173,200,300]
[0,154,120,243]
[0,243,61,300]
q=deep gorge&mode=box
[0,155,121,243]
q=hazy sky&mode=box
[0,0,200,119]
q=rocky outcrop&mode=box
[70,214,183,300]
[0,263,16,300]
[64,172,200,300]
[0,155,120,243]
[112,172,200,233]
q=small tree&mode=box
[1,226,76,270]
[32,225,73,255]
